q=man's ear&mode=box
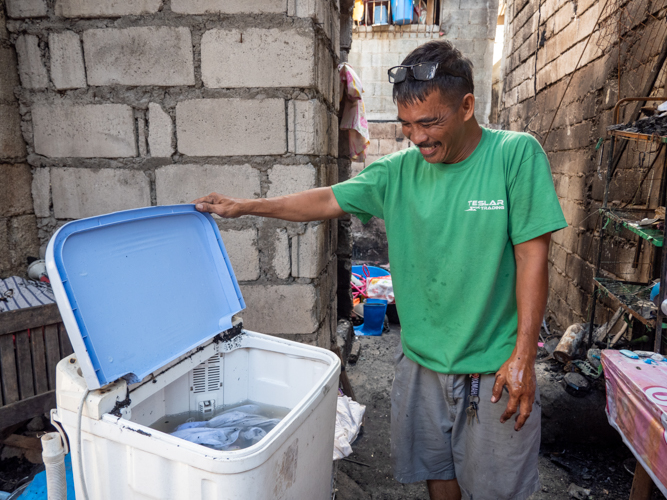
[461,93,476,122]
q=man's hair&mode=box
[392,40,474,107]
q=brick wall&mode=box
[500,0,667,329]
[6,0,346,347]
[0,0,39,278]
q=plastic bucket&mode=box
[351,265,390,278]
[374,4,388,24]
[391,0,413,25]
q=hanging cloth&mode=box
[338,63,370,162]
[353,0,364,22]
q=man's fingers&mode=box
[514,396,534,431]
[500,394,519,423]
[514,408,531,431]
[195,202,217,214]
[491,374,505,403]
[191,194,215,205]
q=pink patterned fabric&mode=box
[338,63,369,161]
[602,349,667,495]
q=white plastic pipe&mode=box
[41,432,67,500]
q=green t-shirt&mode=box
[332,127,567,374]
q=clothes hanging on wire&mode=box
[338,63,370,162]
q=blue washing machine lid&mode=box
[45,205,245,389]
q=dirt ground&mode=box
[336,325,665,500]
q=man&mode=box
[194,40,567,500]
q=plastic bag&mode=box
[333,395,366,460]
[366,276,394,303]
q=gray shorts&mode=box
[391,349,541,500]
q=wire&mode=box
[76,389,91,500]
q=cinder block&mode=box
[172,0,285,14]
[155,164,261,205]
[83,27,195,86]
[137,115,147,157]
[287,99,330,155]
[368,122,396,139]
[0,164,33,217]
[267,164,318,198]
[51,168,151,219]
[6,0,47,18]
[32,104,136,158]
[329,112,339,157]
[0,221,9,273]
[32,167,50,218]
[316,39,334,103]
[239,284,319,334]
[148,103,173,158]
[176,99,286,156]
[365,139,379,156]
[218,228,259,282]
[201,28,315,89]
[55,0,161,17]
[0,104,26,159]
[15,34,48,89]
[273,229,290,279]
[49,31,86,90]
[9,215,40,271]
[377,138,403,155]
[0,47,20,101]
[350,162,364,177]
[292,222,329,278]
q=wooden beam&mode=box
[425,0,435,25]
[629,461,654,500]
[0,391,55,430]
[0,304,61,336]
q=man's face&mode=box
[397,89,473,164]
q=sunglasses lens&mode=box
[413,63,438,81]
[388,67,408,83]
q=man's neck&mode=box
[444,120,483,164]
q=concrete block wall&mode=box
[336,0,356,320]
[348,0,499,123]
[499,0,667,330]
[0,0,39,278]
[6,0,344,348]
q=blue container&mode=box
[373,4,388,25]
[351,265,390,278]
[391,0,413,25]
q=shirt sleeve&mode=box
[331,159,388,224]
[507,141,568,245]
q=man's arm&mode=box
[491,232,550,431]
[193,187,346,221]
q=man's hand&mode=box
[193,193,245,218]
[491,232,550,431]
[491,350,537,431]
[191,187,345,222]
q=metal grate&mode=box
[207,355,221,391]
[192,355,221,394]
[192,365,207,394]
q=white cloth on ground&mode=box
[333,395,366,460]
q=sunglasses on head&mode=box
[387,62,471,86]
